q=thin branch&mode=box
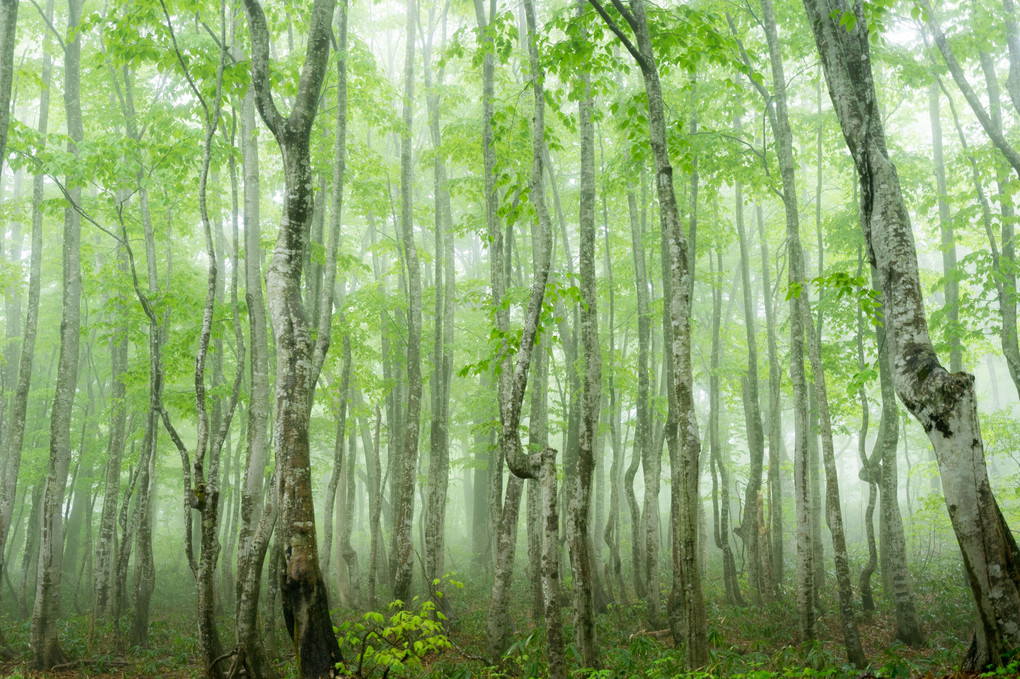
[29,0,65,51]
[158,0,209,119]
[586,0,646,70]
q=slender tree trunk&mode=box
[30,0,83,666]
[757,203,783,593]
[0,0,47,645]
[423,2,453,607]
[805,0,1020,668]
[873,297,924,645]
[602,180,626,604]
[709,251,742,606]
[855,249,878,614]
[587,0,707,664]
[391,0,422,604]
[567,10,601,665]
[734,113,766,605]
[487,1,564,671]
[625,161,649,606]
[741,0,815,637]
[928,82,961,372]
[0,0,17,178]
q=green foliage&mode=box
[335,589,458,678]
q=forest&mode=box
[0,0,1018,675]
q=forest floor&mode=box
[0,558,1006,679]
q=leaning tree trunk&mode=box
[30,0,83,667]
[804,0,1020,668]
[241,0,343,673]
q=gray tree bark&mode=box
[805,0,1020,668]
[928,82,961,372]
[0,0,47,646]
[0,0,17,178]
[30,0,83,667]
[587,0,708,665]
[733,113,767,606]
[422,0,454,608]
[391,0,423,605]
[568,8,601,665]
[241,0,343,672]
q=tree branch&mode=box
[586,0,646,70]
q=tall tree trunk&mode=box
[805,0,1020,668]
[872,293,924,645]
[235,78,272,679]
[486,0,564,671]
[241,0,343,672]
[709,251,742,606]
[855,249,878,615]
[568,8,601,665]
[801,289,866,667]
[0,0,47,646]
[423,1,453,607]
[602,180,626,604]
[757,203,783,593]
[625,180,646,602]
[588,0,708,665]
[391,0,422,605]
[734,113,766,606]
[734,0,815,637]
[31,0,83,667]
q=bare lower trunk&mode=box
[234,77,274,679]
[801,293,866,667]
[423,4,453,607]
[709,251,743,607]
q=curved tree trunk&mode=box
[805,0,1020,668]
[241,0,343,672]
